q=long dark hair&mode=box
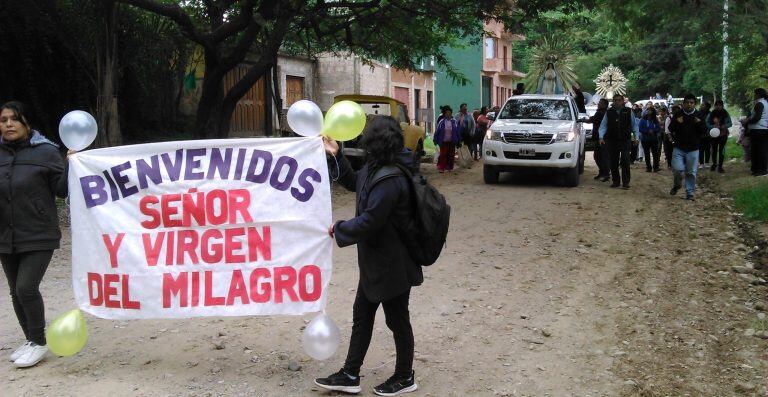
[0,101,32,130]
[361,116,404,169]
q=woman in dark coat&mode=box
[315,116,422,396]
[0,101,69,368]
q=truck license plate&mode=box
[519,148,536,157]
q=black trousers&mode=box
[606,140,631,185]
[751,130,768,175]
[663,138,674,167]
[641,140,661,171]
[344,287,413,378]
[593,141,609,176]
[711,136,727,168]
[1,250,54,345]
[699,137,712,164]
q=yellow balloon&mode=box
[46,309,88,357]
[322,101,366,142]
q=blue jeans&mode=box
[672,148,699,195]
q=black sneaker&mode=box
[710,164,717,171]
[315,369,361,394]
[610,182,620,188]
[670,186,680,196]
[373,371,418,396]
[686,194,695,201]
[593,174,602,180]
[718,167,724,173]
[600,176,611,182]
[621,184,630,190]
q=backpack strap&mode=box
[365,164,405,194]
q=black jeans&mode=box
[1,250,54,345]
[663,137,674,167]
[606,140,631,186]
[699,137,712,164]
[593,141,609,176]
[711,136,727,168]
[344,287,413,378]
[751,130,768,175]
[641,140,661,171]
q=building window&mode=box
[485,37,495,59]
[285,75,304,107]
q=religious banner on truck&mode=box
[67,137,332,320]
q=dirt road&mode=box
[1,157,766,397]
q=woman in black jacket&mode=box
[0,101,69,368]
[315,116,422,396]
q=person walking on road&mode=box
[707,100,732,173]
[742,88,768,176]
[0,101,70,368]
[698,101,712,169]
[660,106,675,169]
[668,94,708,200]
[316,116,422,396]
[599,94,639,189]
[474,106,490,161]
[639,107,662,172]
[589,98,610,181]
[434,106,459,173]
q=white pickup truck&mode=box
[482,94,588,187]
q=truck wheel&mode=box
[412,140,423,174]
[564,165,580,187]
[578,150,585,174]
[483,164,499,184]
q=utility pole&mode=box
[722,0,729,106]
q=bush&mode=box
[733,180,768,221]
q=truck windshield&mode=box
[498,99,572,121]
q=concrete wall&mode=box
[435,43,484,114]
[277,54,316,107]
[316,54,391,111]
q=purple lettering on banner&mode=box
[136,155,163,189]
[161,149,184,181]
[184,148,207,180]
[207,148,232,179]
[291,168,321,202]
[102,170,120,202]
[234,148,246,180]
[80,175,108,208]
[270,156,298,191]
[245,150,273,183]
[110,161,139,198]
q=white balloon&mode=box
[287,100,324,137]
[59,110,98,151]
[709,127,721,138]
[302,313,340,361]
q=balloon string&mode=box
[331,155,340,182]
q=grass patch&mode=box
[725,136,744,160]
[732,180,768,221]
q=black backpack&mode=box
[368,164,450,266]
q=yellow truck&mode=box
[333,95,426,170]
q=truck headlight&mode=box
[555,130,576,142]
[486,129,502,141]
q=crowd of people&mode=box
[591,88,768,200]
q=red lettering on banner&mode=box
[176,229,200,264]
[228,189,254,223]
[139,195,161,229]
[139,189,255,229]
[226,269,249,305]
[102,233,125,268]
[142,232,164,266]
[206,190,228,225]
[182,189,206,227]
[298,265,322,301]
[248,226,271,261]
[88,272,103,306]
[204,270,225,306]
[88,273,142,309]
[160,193,182,227]
[103,274,121,308]
[274,266,299,303]
[191,271,200,307]
[249,268,271,303]
[165,232,175,265]
[162,272,188,308]
[200,229,223,263]
[224,228,246,263]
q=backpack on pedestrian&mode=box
[368,165,450,266]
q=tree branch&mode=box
[113,0,212,50]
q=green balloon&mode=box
[46,309,88,357]
[322,101,366,142]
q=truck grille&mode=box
[503,132,554,144]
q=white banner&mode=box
[68,137,332,319]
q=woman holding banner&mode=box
[0,101,70,368]
[315,116,422,396]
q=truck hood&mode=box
[492,119,574,132]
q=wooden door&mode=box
[224,65,265,136]
[285,76,304,107]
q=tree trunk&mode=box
[95,1,122,148]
